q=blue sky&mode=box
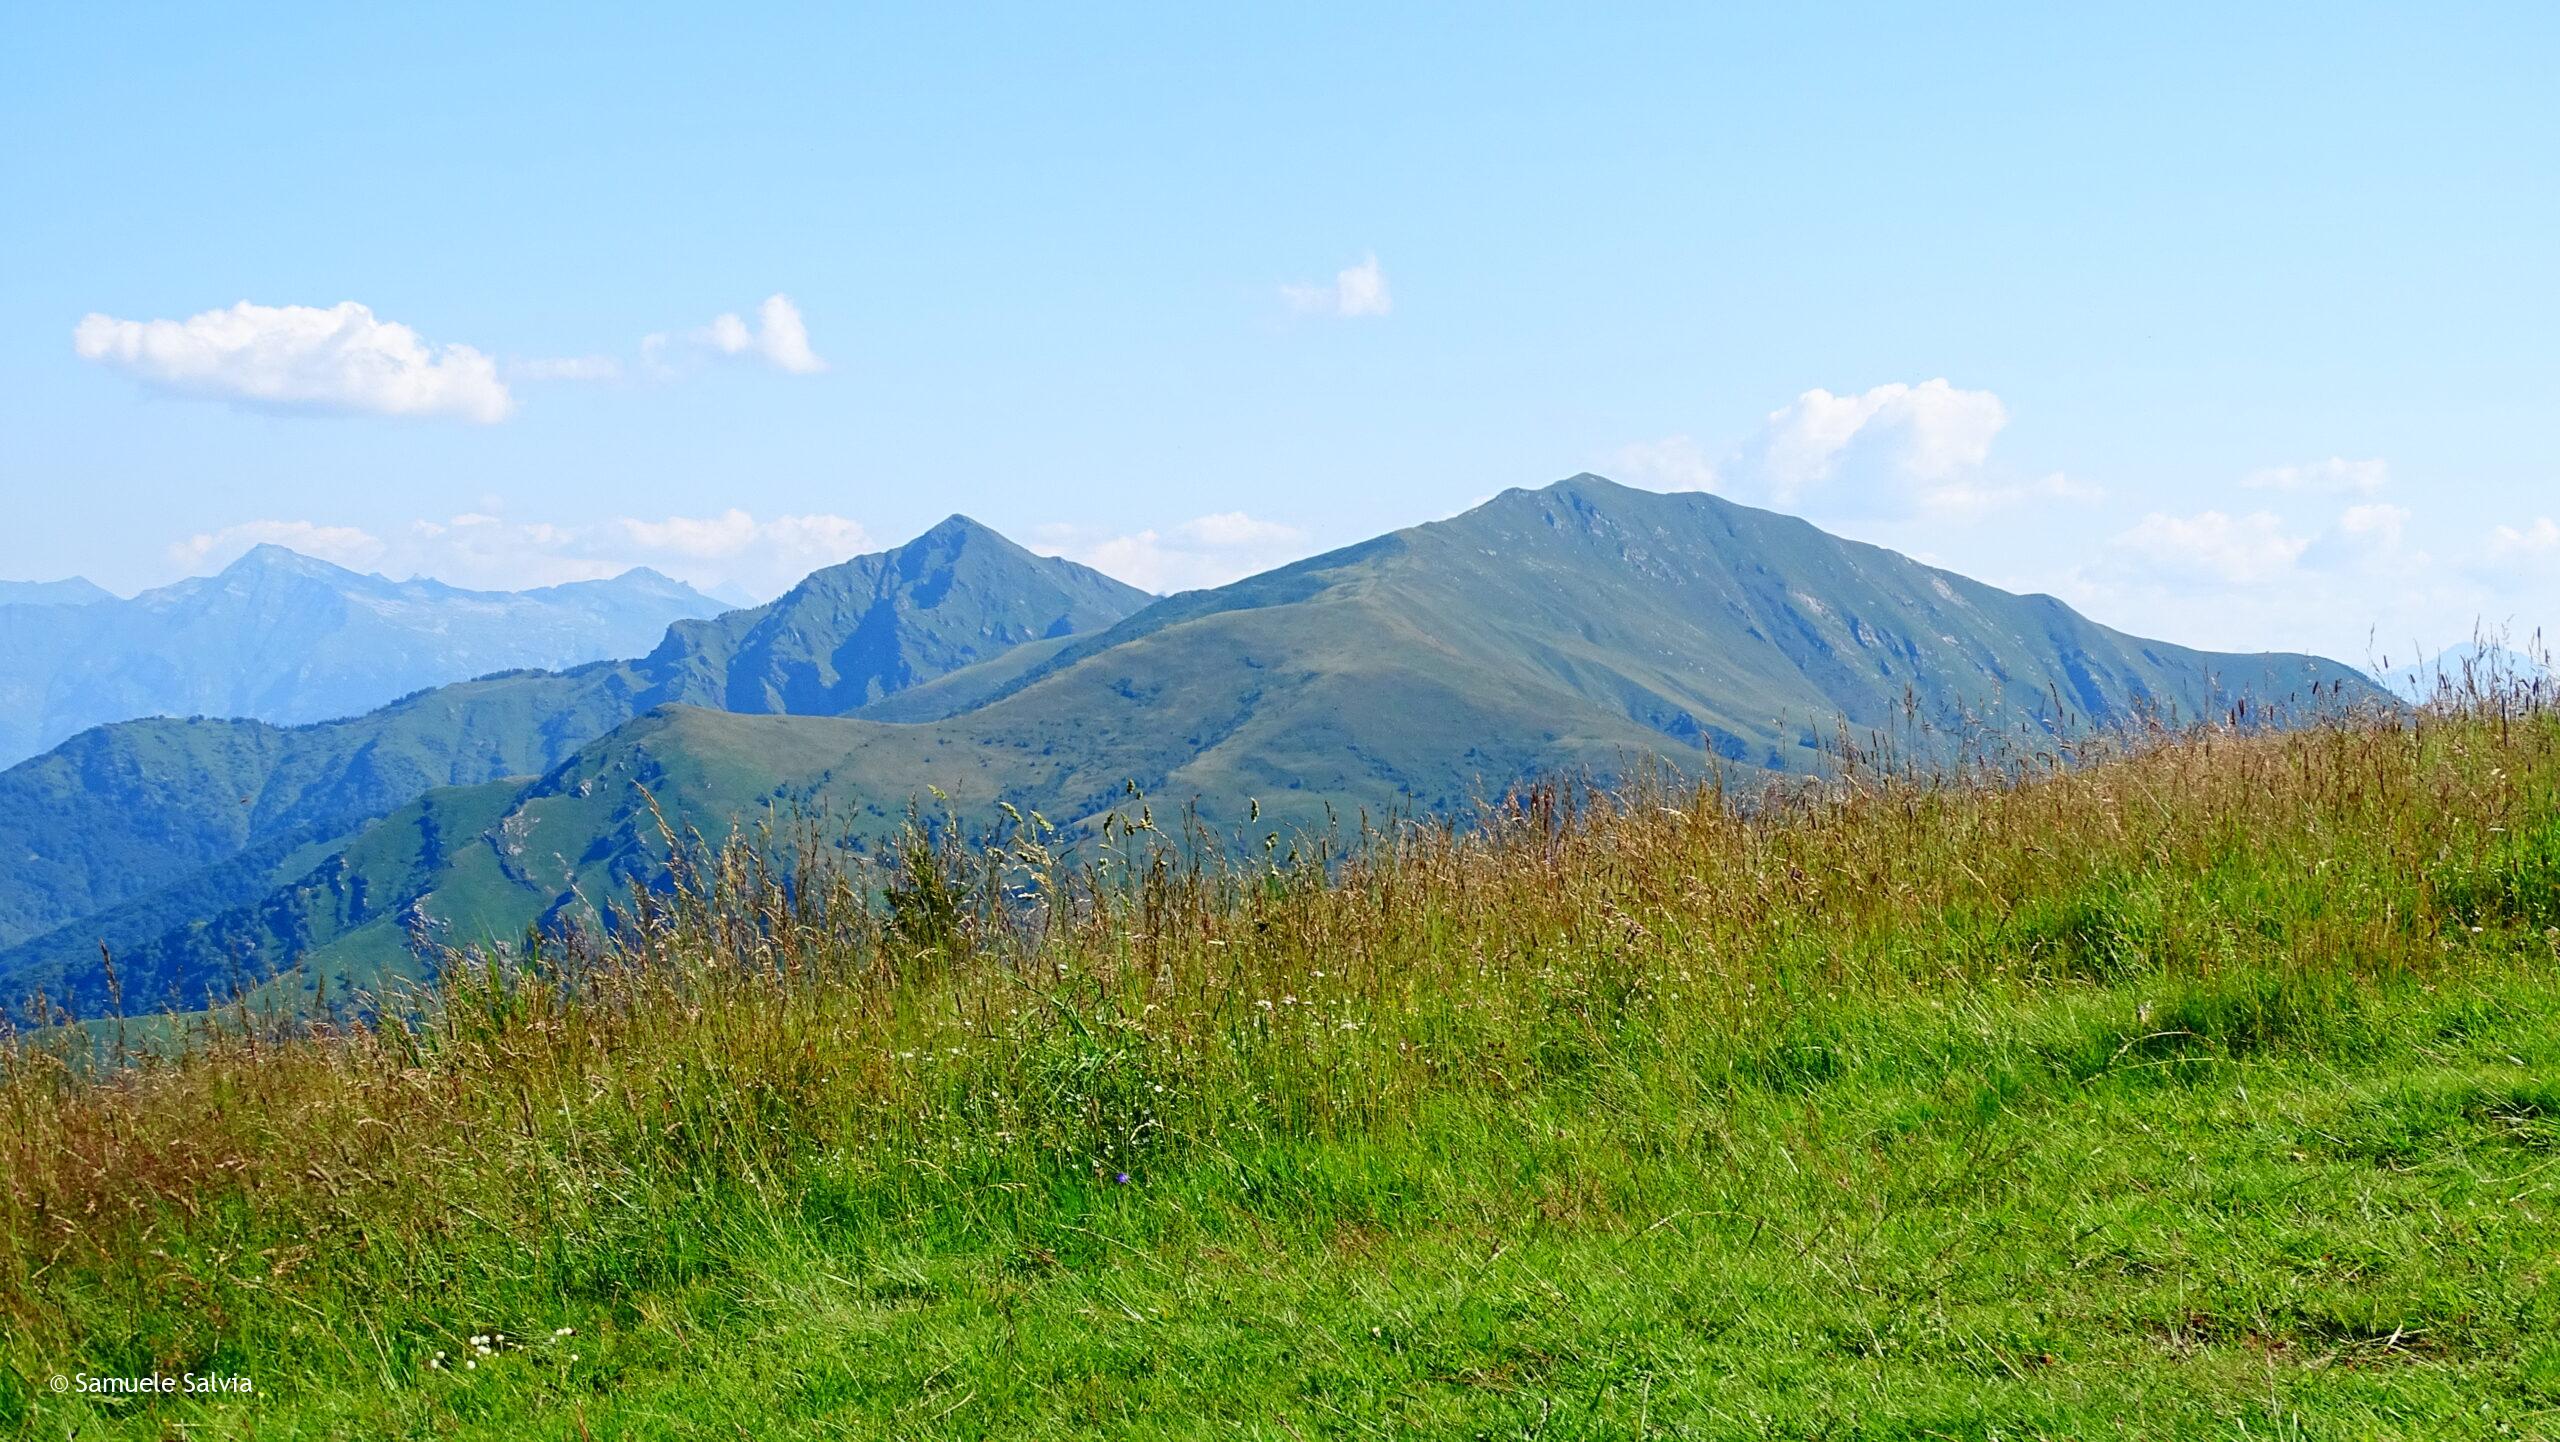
[3,2,2552,662]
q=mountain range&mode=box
[0,549,728,767]
[0,577,116,607]
[2373,640,2554,704]
[0,477,2387,1020]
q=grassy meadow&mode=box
[4,700,2560,1438]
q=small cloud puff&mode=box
[1605,380,2093,519]
[648,294,827,374]
[2107,509,2310,587]
[1756,380,2009,504]
[2488,517,2559,565]
[1284,256,1391,319]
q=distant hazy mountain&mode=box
[2371,641,2555,704]
[0,521,1150,1002]
[0,547,728,766]
[0,477,2387,1019]
[0,577,115,607]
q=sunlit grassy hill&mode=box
[4,698,2555,1437]
[12,477,2385,1027]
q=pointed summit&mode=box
[222,543,341,576]
[918,513,995,542]
[637,517,1152,716]
[1548,471,1633,495]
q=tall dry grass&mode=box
[1,684,2555,1407]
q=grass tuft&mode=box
[4,701,2559,1436]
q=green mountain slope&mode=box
[48,477,2388,1014]
[0,670,625,953]
[0,522,1149,1005]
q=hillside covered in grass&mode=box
[8,476,2384,1029]
[4,701,2556,1437]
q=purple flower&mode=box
[1113,1172,1131,1185]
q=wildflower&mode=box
[1114,1171,1131,1185]
[554,1327,575,1337]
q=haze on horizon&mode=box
[3,4,2552,667]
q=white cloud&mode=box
[2336,501,2412,549]
[2488,517,2560,565]
[2108,509,2310,587]
[74,300,513,423]
[1606,435,1719,493]
[2243,457,2389,496]
[510,354,622,382]
[1031,512,1313,594]
[1171,511,1305,550]
[647,293,828,374]
[615,510,873,584]
[170,520,391,573]
[2047,499,2507,659]
[1752,379,2010,510]
[749,295,825,373]
[166,508,874,600]
[2300,501,2428,579]
[1283,255,1392,318]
